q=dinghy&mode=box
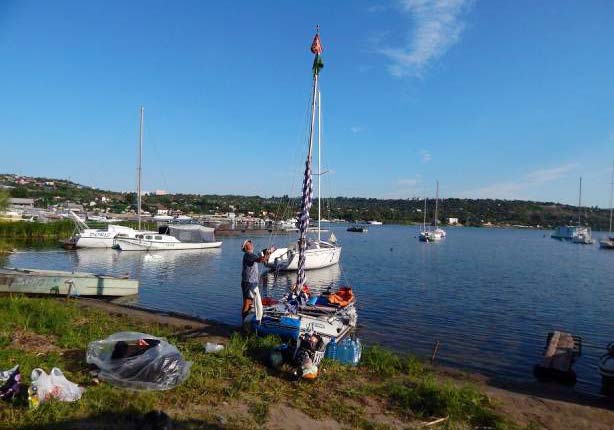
[0,267,138,297]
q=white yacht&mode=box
[265,84,340,271]
[64,211,142,249]
[65,107,156,248]
[116,225,222,251]
[367,220,383,225]
[431,180,446,240]
[600,162,614,250]
[266,238,341,270]
[552,177,594,244]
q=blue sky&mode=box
[1,1,613,206]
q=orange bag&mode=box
[328,287,354,307]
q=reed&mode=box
[0,220,74,239]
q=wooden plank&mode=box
[541,331,561,368]
[551,332,575,372]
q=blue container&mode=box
[253,316,301,340]
[325,339,337,360]
[334,337,362,366]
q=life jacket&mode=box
[328,287,354,307]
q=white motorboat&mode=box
[265,64,340,271]
[116,225,222,251]
[367,220,383,225]
[248,31,358,377]
[64,211,143,249]
[552,177,594,244]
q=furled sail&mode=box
[296,30,323,290]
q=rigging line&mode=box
[267,76,318,248]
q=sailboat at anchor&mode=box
[265,39,340,271]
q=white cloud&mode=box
[398,178,419,186]
[420,149,432,162]
[384,175,422,198]
[376,0,474,77]
[461,163,577,200]
[350,126,364,133]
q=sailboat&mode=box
[265,55,340,271]
[115,108,222,252]
[418,194,431,242]
[431,180,446,240]
[552,177,594,244]
[248,30,358,376]
[64,107,155,249]
[600,162,614,249]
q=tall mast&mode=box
[137,106,144,230]
[317,90,321,242]
[423,194,427,231]
[434,180,439,228]
[578,177,582,226]
[296,28,323,290]
[609,161,614,235]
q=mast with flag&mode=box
[296,28,324,291]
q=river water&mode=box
[3,225,614,394]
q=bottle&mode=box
[28,385,39,409]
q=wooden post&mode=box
[431,340,440,364]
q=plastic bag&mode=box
[0,365,20,401]
[31,368,84,403]
[204,343,224,353]
[86,332,191,391]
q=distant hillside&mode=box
[0,173,610,229]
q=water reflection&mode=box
[260,264,342,297]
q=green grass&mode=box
[0,220,75,240]
[0,297,514,430]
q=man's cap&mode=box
[241,240,252,251]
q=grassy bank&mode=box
[0,297,513,430]
[0,220,74,240]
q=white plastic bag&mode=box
[31,368,84,403]
[0,365,19,383]
[204,343,224,353]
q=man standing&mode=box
[241,240,271,323]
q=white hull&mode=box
[116,237,222,251]
[75,234,117,248]
[0,268,138,297]
[72,225,154,249]
[266,245,341,271]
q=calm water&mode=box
[4,225,614,394]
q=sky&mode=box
[1,0,614,206]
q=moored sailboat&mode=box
[418,194,431,242]
[600,162,614,249]
[552,177,594,244]
[248,29,358,378]
[265,51,340,271]
[64,107,155,249]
